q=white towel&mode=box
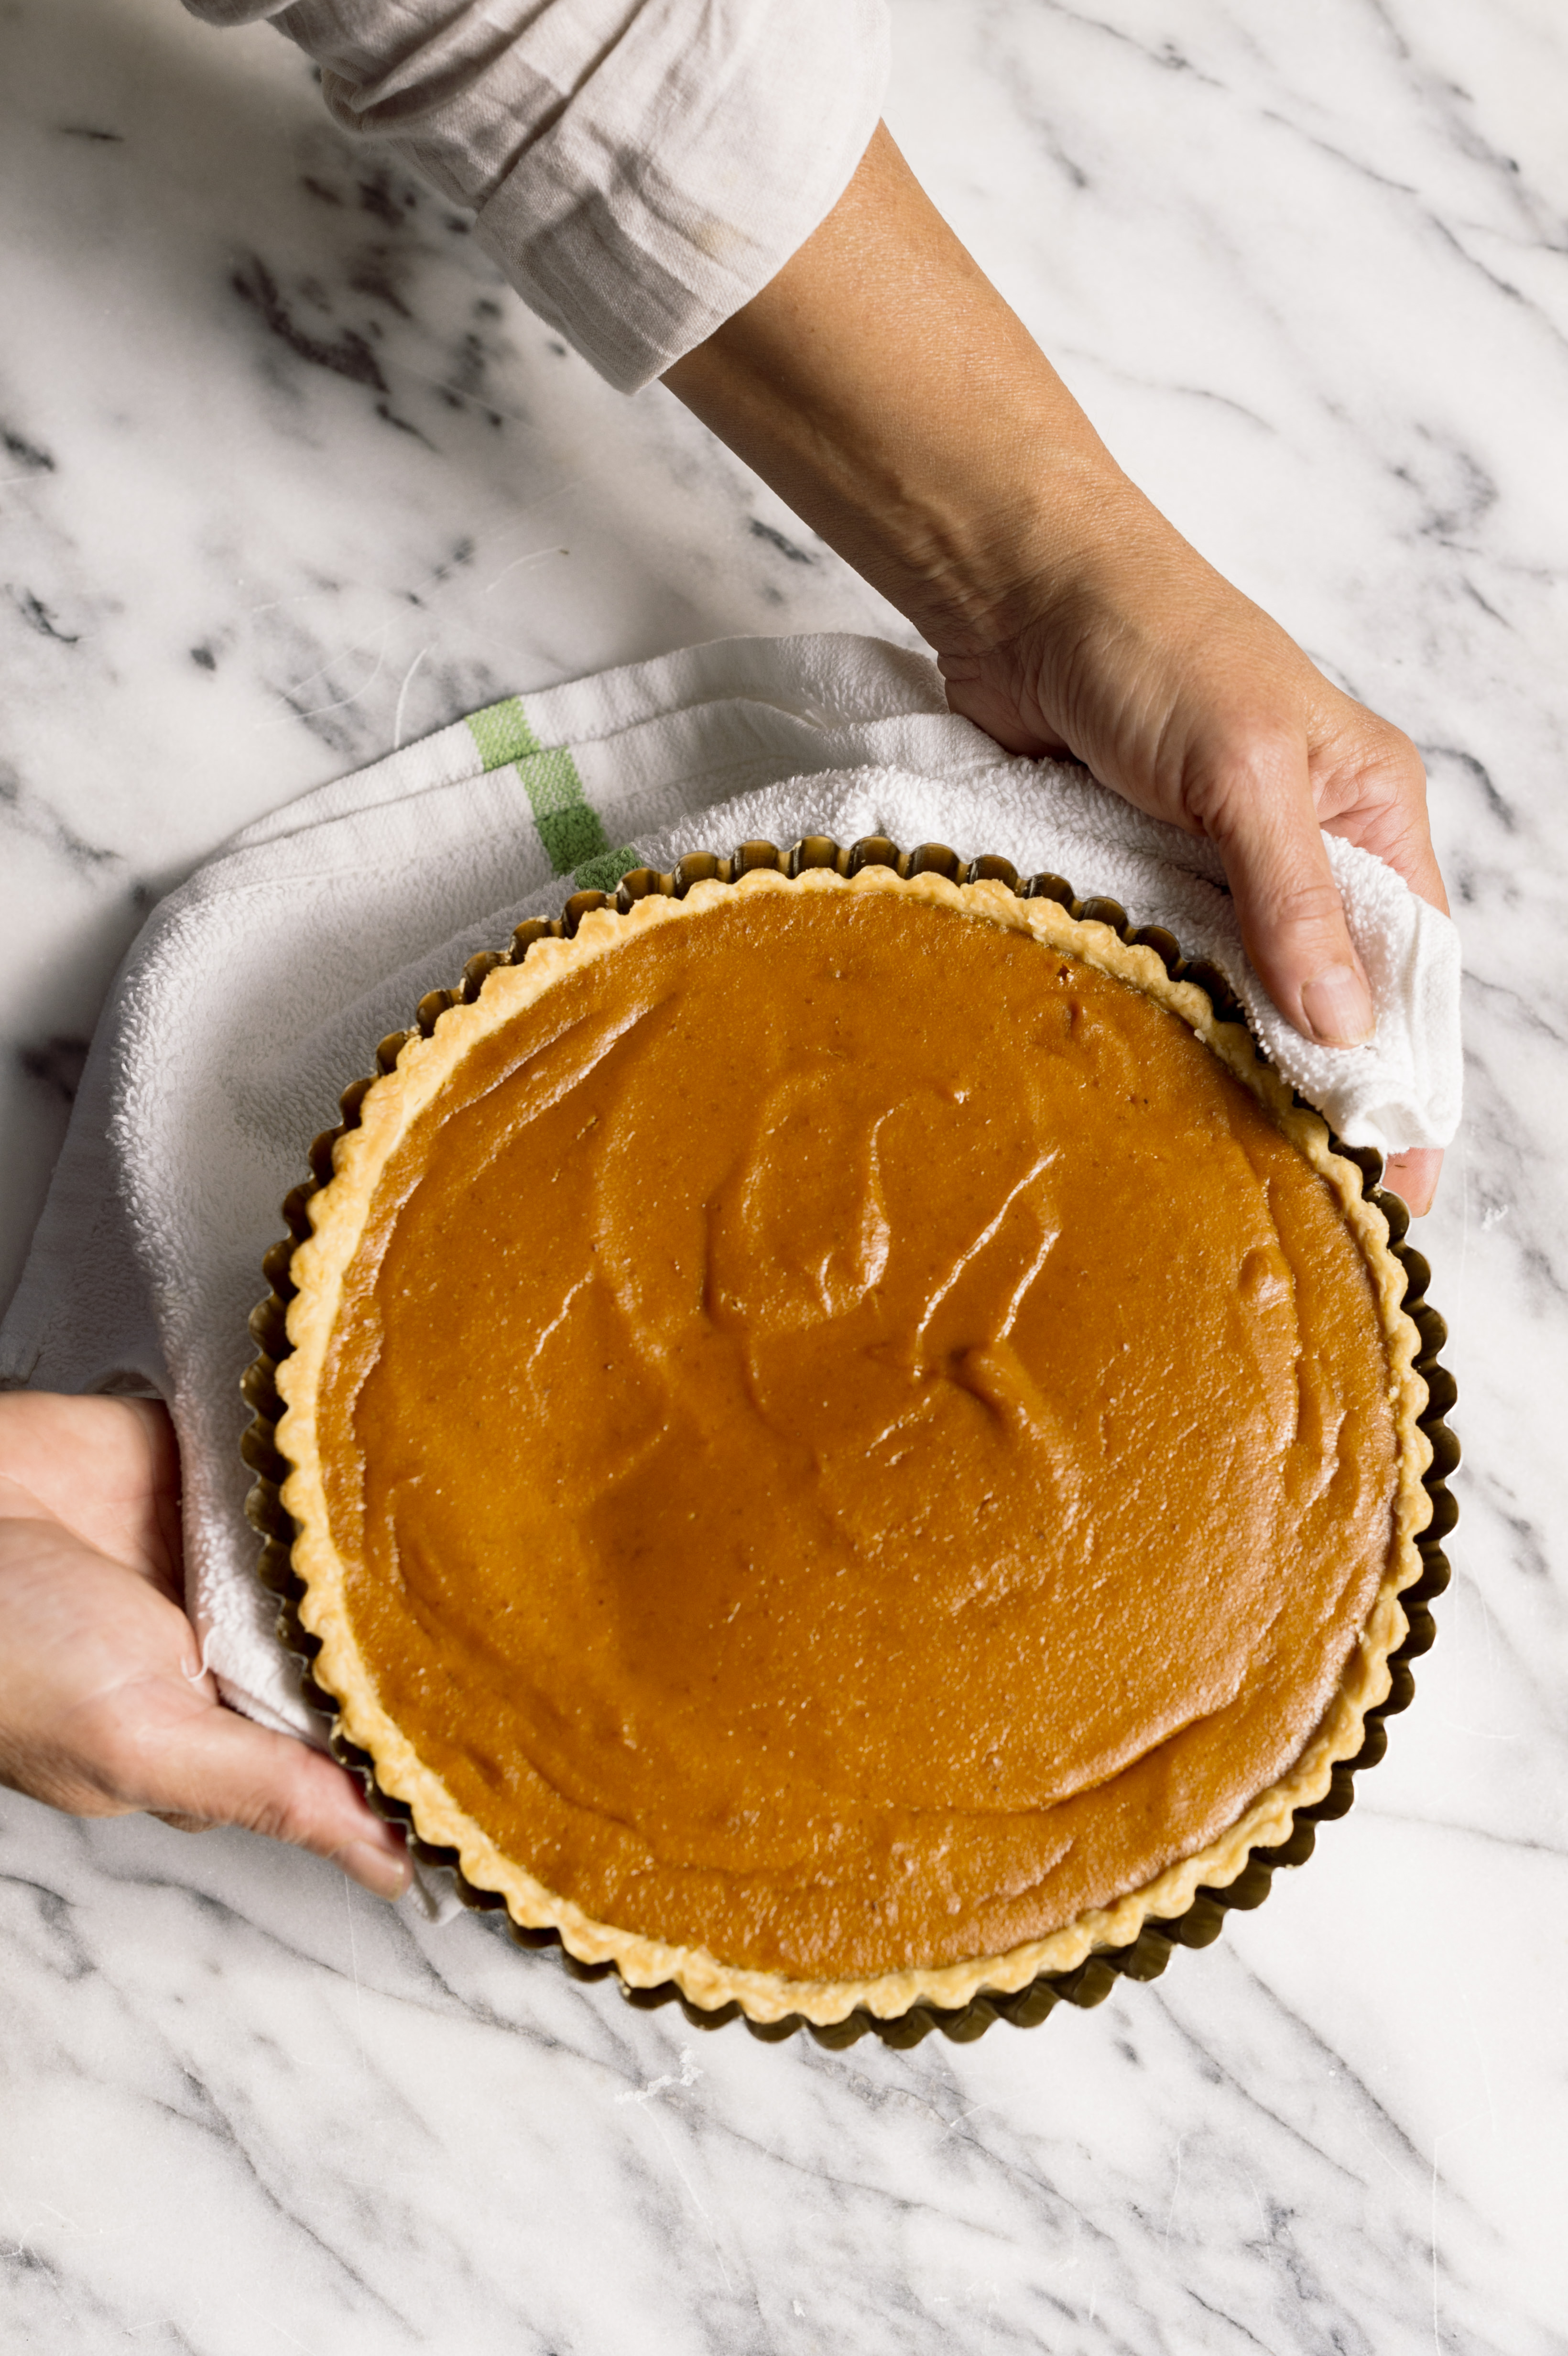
[0,632,1460,1753]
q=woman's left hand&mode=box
[0,1392,410,1897]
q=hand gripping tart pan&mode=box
[241,838,1458,2049]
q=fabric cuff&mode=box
[468,0,891,393]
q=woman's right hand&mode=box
[0,1391,409,1898]
[934,479,1449,1214]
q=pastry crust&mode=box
[275,866,1432,2025]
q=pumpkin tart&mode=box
[270,861,1432,2025]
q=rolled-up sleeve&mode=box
[181,0,891,391]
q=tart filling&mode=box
[276,868,1430,2023]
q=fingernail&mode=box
[1300,963,1375,1048]
[338,1839,410,1901]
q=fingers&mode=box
[1,1507,410,1899]
[1382,1146,1443,1219]
[1196,730,1448,1217]
[938,647,1071,759]
[1192,728,1375,1049]
[105,1700,412,1899]
[1374,807,1448,919]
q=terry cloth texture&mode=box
[1,631,1461,1754]
[182,0,891,391]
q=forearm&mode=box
[664,122,1449,1151]
[663,126,1157,654]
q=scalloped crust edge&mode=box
[274,864,1432,2027]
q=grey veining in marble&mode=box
[3,0,1568,2348]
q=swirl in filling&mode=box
[317,888,1396,1977]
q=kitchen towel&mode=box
[0,630,1461,1753]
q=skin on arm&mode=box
[665,125,1447,1214]
[0,1392,409,1898]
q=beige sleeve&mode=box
[181,0,891,392]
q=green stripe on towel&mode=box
[515,747,609,874]
[466,699,638,893]
[572,844,643,894]
[466,697,541,771]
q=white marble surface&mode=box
[1,0,1566,2348]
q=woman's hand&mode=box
[0,1392,409,1898]
[665,125,1448,1213]
[934,483,1448,1215]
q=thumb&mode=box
[1201,736,1374,1049]
[130,1696,411,1900]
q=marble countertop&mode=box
[3,1,1566,2348]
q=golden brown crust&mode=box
[276,867,1431,2025]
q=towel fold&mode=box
[0,631,1461,1751]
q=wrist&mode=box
[669,315,1145,661]
[664,122,1162,664]
[877,445,1154,660]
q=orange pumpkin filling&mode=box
[308,885,1397,1979]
